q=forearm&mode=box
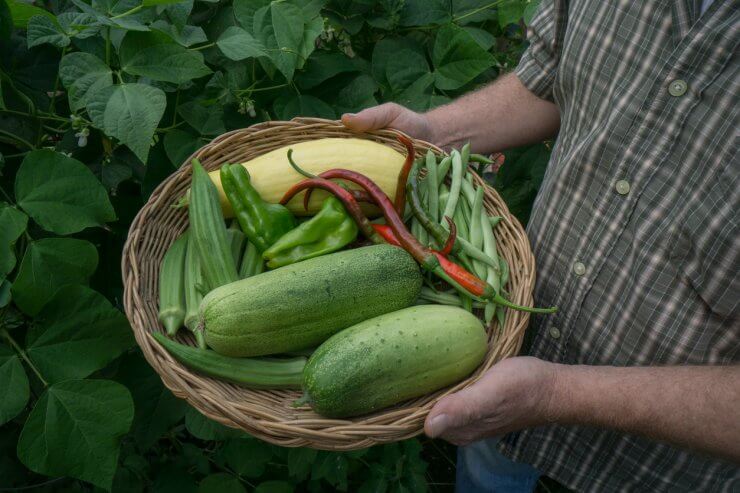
[548,364,740,462]
[425,73,560,153]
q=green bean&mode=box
[461,294,473,312]
[484,302,495,325]
[425,150,439,224]
[441,150,463,225]
[499,256,510,288]
[489,215,503,227]
[481,209,502,280]
[496,305,506,327]
[418,287,485,309]
[461,142,471,169]
[470,153,493,164]
[438,184,449,222]
[468,186,486,279]
[436,156,452,187]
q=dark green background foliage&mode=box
[0,0,552,491]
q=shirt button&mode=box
[668,79,688,97]
[615,180,630,195]
[549,327,561,339]
[573,261,586,276]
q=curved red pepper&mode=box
[394,134,415,216]
[440,217,457,256]
[280,178,384,244]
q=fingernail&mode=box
[343,113,356,118]
[427,414,449,438]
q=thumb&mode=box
[341,103,403,132]
[424,388,476,439]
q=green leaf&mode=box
[311,451,348,489]
[255,480,292,493]
[164,129,200,167]
[120,31,212,84]
[0,205,27,280]
[87,83,167,163]
[152,21,207,47]
[116,353,187,450]
[0,279,10,308]
[0,0,12,42]
[17,379,134,490]
[296,51,366,90]
[26,285,133,384]
[523,0,541,24]
[498,0,525,27]
[432,23,494,90]
[57,12,100,39]
[287,447,317,480]
[6,0,55,28]
[451,0,500,24]
[359,476,389,493]
[59,52,113,112]
[217,438,273,478]
[464,26,496,50]
[217,26,267,61]
[371,37,426,92]
[198,473,246,493]
[26,15,70,48]
[15,150,116,235]
[400,0,450,26]
[386,50,430,94]
[143,0,188,5]
[233,0,270,31]
[332,74,378,115]
[177,101,225,136]
[0,344,29,426]
[185,407,244,440]
[11,238,98,316]
[273,94,335,121]
[270,1,304,80]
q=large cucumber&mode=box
[302,305,487,418]
[202,244,422,357]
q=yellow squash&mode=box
[207,138,405,216]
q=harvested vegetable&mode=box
[201,245,422,357]
[190,160,239,291]
[153,333,305,389]
[183,234,206,348]
[220,163,296,252]
[263,196,358,269]
[158,231,188,336]
[300,305,487,418]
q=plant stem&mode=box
[1,329,48,387]
[0,184,15,203]
[453,0,505,22]
[48,46,68,114]
[249,83,288,93]
[191,42,215,51]
[0,108,70,123]
[110,4,143,20]
[0,129,35,150]
[105,27,111,65]
[172,89,180,126]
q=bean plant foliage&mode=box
[0,0,547,491]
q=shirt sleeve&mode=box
[515,0,567,101]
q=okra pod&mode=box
[158,231,189,336]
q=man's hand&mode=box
[341,103,434,141]
[424,357,558,445]
[425,358,740,463]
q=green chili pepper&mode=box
[262,196,358,268]
[220,163,296,252]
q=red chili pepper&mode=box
[433,253,488,297]
[371,224,401,246]
[394,134,415,216]
[307,168,439,271]
[281,178,384,244]
[440,217,457,256]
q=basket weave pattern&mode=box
[122,118,535,450]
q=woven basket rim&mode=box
[121,117,535,450]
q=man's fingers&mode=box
[424,390,475,439]
[341,103,403,132]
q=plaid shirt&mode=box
[498,1,740,491]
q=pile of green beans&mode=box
[407,144,508,325]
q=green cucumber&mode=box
[302,305,487,418]
[152,332,305,389]
[158,231,189,336]
[202,244,422,357]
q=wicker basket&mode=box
[122,117,535,450]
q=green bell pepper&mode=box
[263,196,359,268]
[220,163,296,252]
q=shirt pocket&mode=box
[668,163,739,320]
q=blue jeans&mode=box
[456,438,541,493]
